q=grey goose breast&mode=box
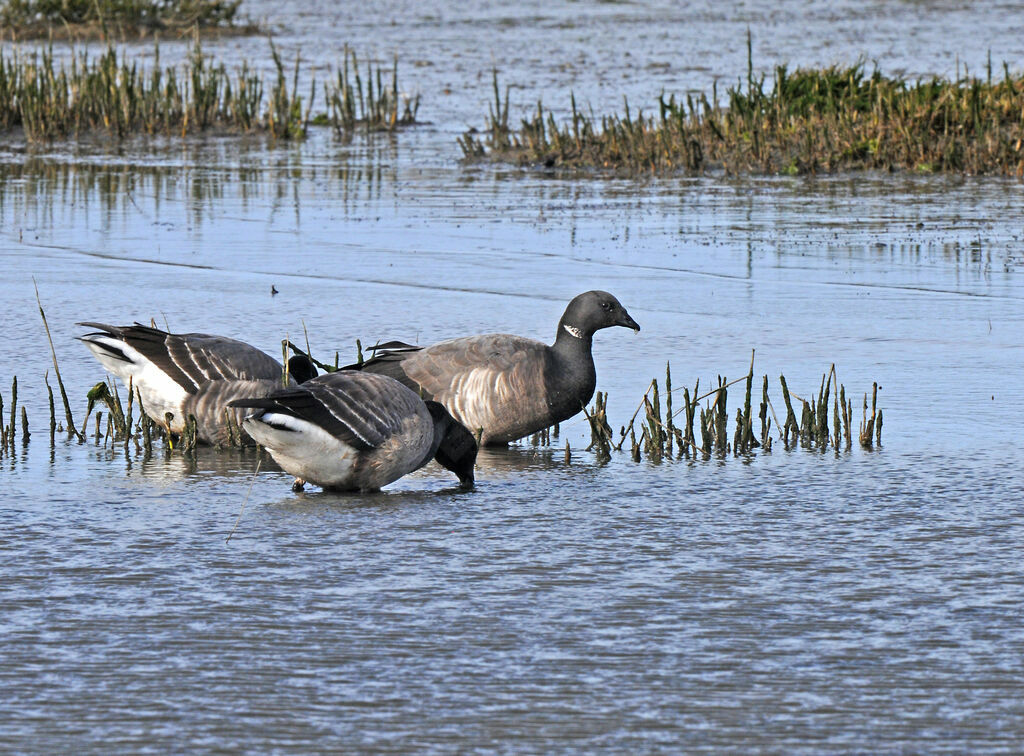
[78,322,316,445]
[349,290,639,445]
[229,370,477,492]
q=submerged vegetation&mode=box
[0,337,883,466]
[574,356,882,466]
[3,305,885,469]
[461,45,1024,176]
[0,42,419,141]
[0,0,252,40]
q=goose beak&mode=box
[617,311,640,332]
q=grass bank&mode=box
[0,42,419,141]
[0,0,255,40]
[461,49,1024,176]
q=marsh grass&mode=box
[576,355,881,465]
[0,0,255,40]
[0,42,303,139]
[0,41,419,141]
[325,46,420,136]
[461,49,1024,176]
[2,353,882,472]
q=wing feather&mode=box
[354,333,557,443]
[78,323,283,393]
[402,335,551,440]
[231,371,422,451]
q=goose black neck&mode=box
[552,315,594,357]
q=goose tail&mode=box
[78,322,188,428]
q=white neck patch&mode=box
[563,324,584,339]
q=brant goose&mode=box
[350,291,639,445]
[230,371,477,492]
[78,322,316,445]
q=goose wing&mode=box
[231,371,422,451]
[401,333,542,392]
[347,343,423,390]
[399,334,552,436]
[78,322,283,393]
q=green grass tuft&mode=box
[0,0,247,39]
[0,41,420,142]
[461,59,1024,176]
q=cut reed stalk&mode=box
[34,283,81,440]
[715,377,728,452]
[664,362,674,456]
[583,391,613,459]
[779,375,798,447]
[8,376,16,450]
[46,375,55,447]
[164,412,175,450]
[699,407,711,455]
[859,382,879,448]
[182,414,199,453]
[140,389,153,454]
[645,379,663,462]
[123,376,134,451]
[759,375,771,449]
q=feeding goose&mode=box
[347,290,639,445]
[230,371,477,492]
[78,322,316,445]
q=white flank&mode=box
[242,413,357,488]
[81,336,188,431]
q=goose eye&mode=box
[601,302,612,311]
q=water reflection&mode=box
[75,437,608,496]
[0,136,400,235]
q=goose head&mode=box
[287,355,318,384]
[558,290,640,340]
[425,401,478,489]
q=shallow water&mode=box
[3,2,1024,752]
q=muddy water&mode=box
[3,1,1024,752]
